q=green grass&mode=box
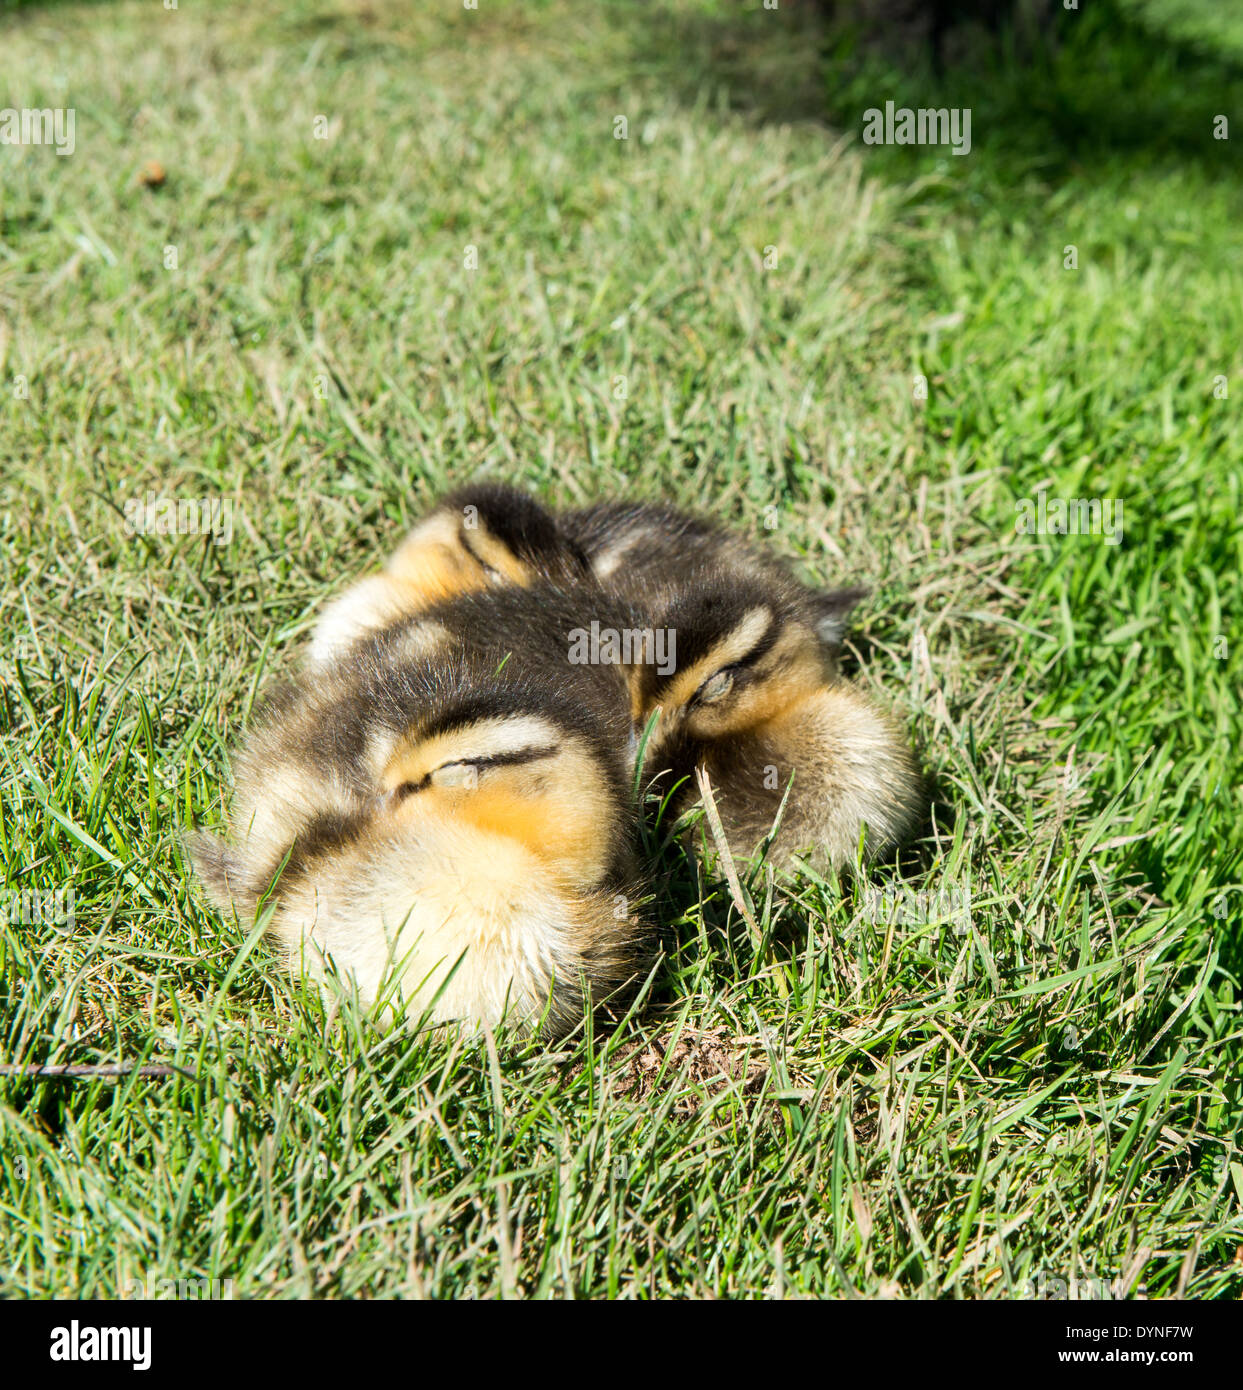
[0,0,1239,1299]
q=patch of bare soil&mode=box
[597,1026,770,1117]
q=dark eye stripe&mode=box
[467,744,559,771]
[457,528,504,579]
[649,613,781,706]
[737,621,780,669]
[388,743,560,802]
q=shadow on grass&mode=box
[0,0,120,14]
[615,0,1242,201]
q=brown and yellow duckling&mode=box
[308,482,593,666]
[561,499,925,870]
[192,578,650,1037]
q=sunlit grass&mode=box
[0,0,1239,1299]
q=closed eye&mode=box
[387,761,479,801]
[458,529,506,582]
[385,744,559,804]
[692,667,737,708]
[430,761,479,789]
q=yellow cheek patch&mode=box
[737,681,842,753]
[730,668,816,734]
[384,511,537,610]
[449,742,615,887]
[385,513,487,606]
[740,637,826,726]
[390,546,484,607]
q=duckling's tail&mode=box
[184,829,258,918]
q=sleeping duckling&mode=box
[630,575,925,870]
[561,500,865,668]
[560,500,925,870]
[309,482,592,666]
[191,582,650,1038]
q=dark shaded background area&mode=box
[7,0,1241,187]
[619,0,1243,183]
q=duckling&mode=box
[561,500,866,667]
[308,483,592,666]
[560,500,925,870]
[191,580,650,1038]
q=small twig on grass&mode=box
[0,1063,195,1081]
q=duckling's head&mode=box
[375,708,627,890]
[636,576,868,753]
[628,576,923,869]
[249,698,645,1038]
[387,483,591,602]
[309,485,591,666]
[195,582,650,1037]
